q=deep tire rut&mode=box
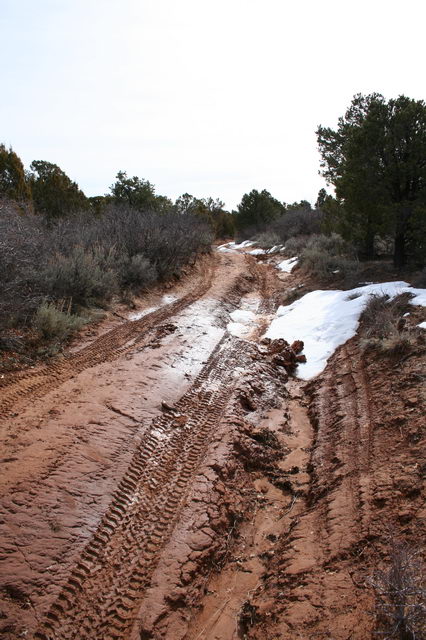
[0,261,215,417]
[308,341,375,553]
[34,335,253,640]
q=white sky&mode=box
[1,0,425,210]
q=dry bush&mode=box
[253,231,282,249]
[361,293,419,358]
[271,208,324,242]
[120,254,157,288]
[369,541,426,639]
[40,246,119,306]
[33,302,85,341]
[296,233,359,280]
[284,235,312,255]
[0,200,212,337]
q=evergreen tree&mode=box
[29,160,88,219]
[0,144,32,202]
[235,189,285,231]
[110,171,157,211]
[317,93,426,266]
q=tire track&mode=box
[33,335,255,640]
[307,340,374,556]
[0,260,216,417]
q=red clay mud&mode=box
[0,250,424,640]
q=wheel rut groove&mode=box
[0,261,215,417]
[33,334,254,640]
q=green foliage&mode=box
[88,195,111,215]
[175,193,233,237]
[29,160,88,219]
[235,189,285,232]
[110,171,157,210]
[315,188,328,209]
[213,209,235,238]
[33,302,85,341]
[0,144,32,202]
[285,199,312,212]
[317,93,426,267]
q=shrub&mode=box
[33,302,85,341]
[284,235,311,255]
[0,200,213,336]
[121,254,157,288]
[361,293,420,358]
[270,208,324,242]
[299,249,358,279]
[254,231,281,249]
[369,540,426,640]
[41,246,119,306]
[362,293,413,340]
[297,233,358,280]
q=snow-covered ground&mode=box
[217,240,255,252]
[265,281,426,380]
[278,257,298,273]
[227,309,257,337]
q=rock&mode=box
[291,340,304,354]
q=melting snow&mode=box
[278,257,298,273]
[418,321,426,329]
[249,248,266,255]
[217,240,255,252]
[230,309,256,324]
[265,281,426,380]
[227,308,257,337]
[129,293,177,320]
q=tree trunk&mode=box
[364,232,375,260]
[393,232,406,269]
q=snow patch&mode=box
[227,308,257,337]
[418,321,426,329]
[248,248,266,255]
[278,257,298,273]
[230,309,256,324]
[265,281,426,380]
[217,240,256,252]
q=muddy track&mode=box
[33,335,255,640]
[307,340,375,551]
[0,259,216,418]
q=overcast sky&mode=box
[1,0,425,210]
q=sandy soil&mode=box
[0,250,424,640]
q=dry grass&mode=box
[369,540,426,639]
[360,293,421,360]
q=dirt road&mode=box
[0,250,281,638]
[1,250,424,640]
